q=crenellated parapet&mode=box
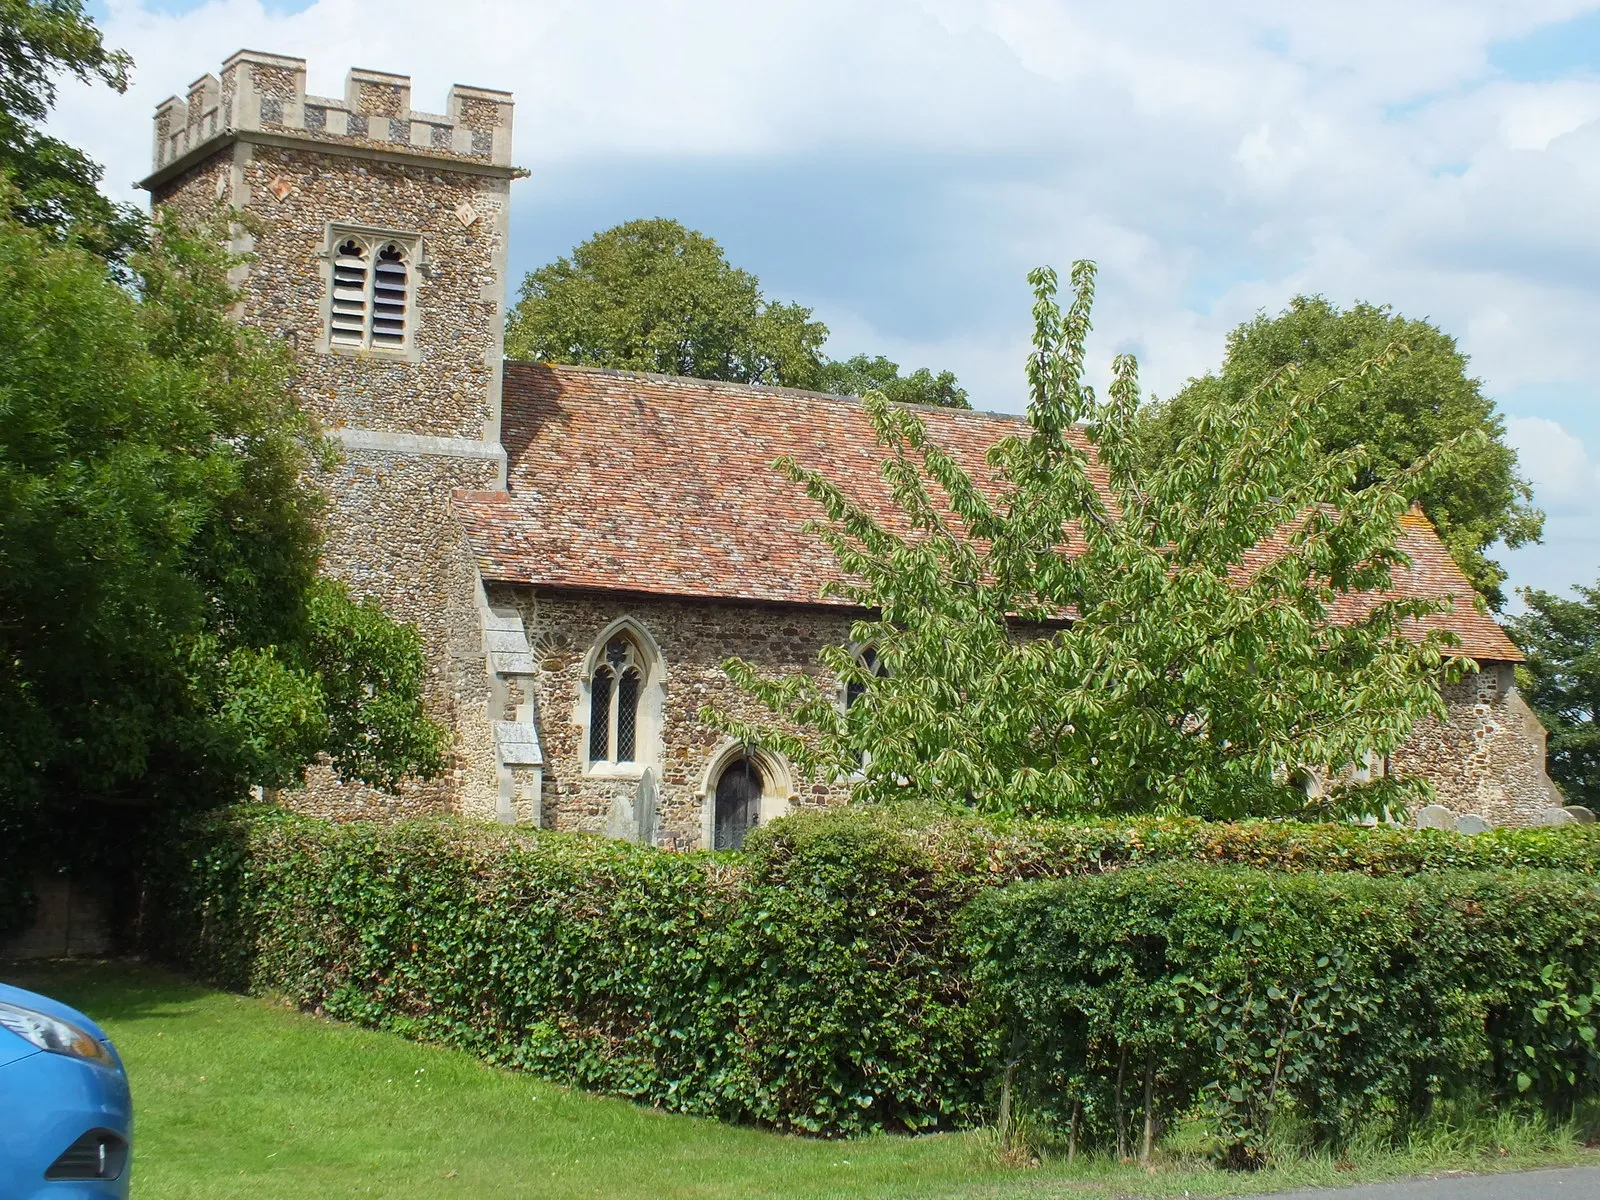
[149,50,514,178]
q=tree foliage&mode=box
[1137,297,1542,609]
[1507,580,1600,809]
[505,217,968,403]
[709,263,1470,821]
[0,195,446,827]
[506,218,829,387]
[0,0,143,262]
[817,353,970,409]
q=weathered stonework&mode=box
[143,52,518,820]
[140,50,1562,838]
[1392,664,1564,827]
[497,588,855,844]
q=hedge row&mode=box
[966,867,1600,1164]
[141,806,999,1134]
[139,804,1600,1139]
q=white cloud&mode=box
[1500,416,1600,605]
[1506,416,1600,507]
[41,0,1600,594]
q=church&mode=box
[139,52,1563,845]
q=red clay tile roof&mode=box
[454,362,1522,663]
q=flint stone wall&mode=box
[496,587,856,845]
[1391,663,1563,827]
[147,60,516,820]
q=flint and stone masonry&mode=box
[143,52,517,820]
[141,52,1564,839]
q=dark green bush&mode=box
[139,805,996,1134]
[138,803,1600,1138]
[965,868,1600,1165]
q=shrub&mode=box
[964,867,1600,1165]
[139,806,993,1135]
[138,803,1600,1139]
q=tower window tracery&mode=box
[325,227,417,352]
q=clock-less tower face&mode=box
[141,52,520,822]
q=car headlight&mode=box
[0,1000,118,1069]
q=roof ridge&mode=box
[502,359,1029,423]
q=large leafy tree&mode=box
[1507,581,1600,809]
[817,354,970,410]
[507,218,828,387]
[710,264,1465,821]
[506,217,968,404]
[1137,297,1541,609]
[0,195,446,828]
[0,0,143,263]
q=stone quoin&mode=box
[140,52,1565,843]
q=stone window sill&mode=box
[585,764,647,781]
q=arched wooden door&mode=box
[713,758,763,851]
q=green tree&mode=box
[817,353,970,409]
[1507,581,1600,809]
[506,218,829,387]
[0,0,143,262]
[506,218,969,403]
[0,194,446,826]
[1138,297,1541,609]
[708,263,1467,821]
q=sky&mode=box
[51,0,1600,606]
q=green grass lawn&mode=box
[4,960,1596,1199]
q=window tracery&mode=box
[587,633,646,766]
[325,227,417,352]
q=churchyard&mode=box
[7,3,1600,1197]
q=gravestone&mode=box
[1455,813,1492,835]
[1538,806,1579,826]
[636,767,659,847]
[1563,805,1595,824]
[1415,804,1455,830]
[606,791,637,842]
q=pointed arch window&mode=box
[845,645,886,711]
[588,635,644,765]
[325,226,419,353]
[844,645,888,771]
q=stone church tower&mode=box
[140,52,519,819]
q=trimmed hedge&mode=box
[141,806,997,1134]
[965,868,1600,1164]
[139,803,1600,1138]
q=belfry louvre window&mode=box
[327,230,416,350]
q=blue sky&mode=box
[57,0,1600,605]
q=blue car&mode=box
[0,982,132,1198]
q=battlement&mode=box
[148,50,514,178]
